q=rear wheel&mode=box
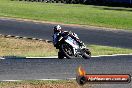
[61,43,75,59]
[58,51,64,59]
[82,49,91,59]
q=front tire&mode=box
[82,49,91,59]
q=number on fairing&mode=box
[67,36,77,45]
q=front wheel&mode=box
[61,43,75,59]
[82,49,91,59]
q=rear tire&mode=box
[58,51,64,59]
[61,43,75,59]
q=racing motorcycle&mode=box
[53,32,91,59]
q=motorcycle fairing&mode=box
[65,36,79,49]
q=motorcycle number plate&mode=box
[67,36,77,45]
[67,36,74,43]
[66,36,79,49]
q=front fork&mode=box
[73,48,77,55]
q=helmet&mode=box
[53,25,62,33]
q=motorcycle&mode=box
[53,32,91,59]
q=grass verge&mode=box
[88,44,132,55]
[0,0,132,30]
[0,80,89,88]
[0,36,132,57]
[0,36,57,57]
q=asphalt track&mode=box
[0,18,132,48]
[0,55,132,88]
[0,18,132,88]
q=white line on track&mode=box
[1,54,132,60]
[37,78,76,81]
[0,78,76,82]
[26,56,58,59]
[1,77,132,82]
[91,53,132,58]
[1,80,22,82]
[0,57,5,60]
[26,53,132,59]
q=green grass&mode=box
[0,36,132,57]
[88,45,132,55]
[0,0,132,30]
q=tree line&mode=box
[14,0,132,7]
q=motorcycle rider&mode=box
[53,25,83,48]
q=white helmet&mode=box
[57,25,61,30]
[54,25,62,33]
